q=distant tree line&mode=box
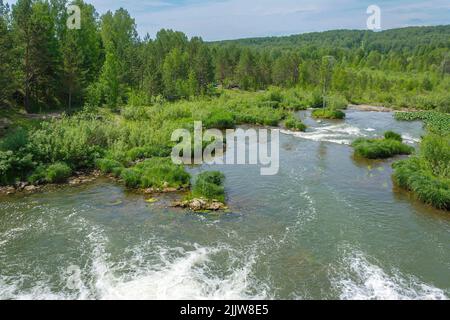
[1,0,450,113]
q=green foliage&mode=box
[312,108,346,119]
[27,116,108,169]
[0,128,29,152]
[27,165,47,185]
[192,171,225,202]
[202,109,236,129]
[120,168,141,188]
[0,4,14,103]
[420,134,450,178]
[284,115,307,132]
[393,158,449,210]
[352,135,414,159]
[96,158,124,177]
[384,131,403,142]
[0,150,35,185]
[325,94,348,110]
[120,158,190,189]
[45,162,72,183]
[394,111,450,134]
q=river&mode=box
[0,110,449,300]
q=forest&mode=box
[1,0,450,113]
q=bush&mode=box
[384,131,403,142]
[0,151,35,185]
[125,145,172,162]
[121,105,151,120]
[96,158,124,177]
[265,87,284,103]
[284,115,307,132]
[309,89,323,108]
[27,117,108,169]
[420,134,450,178]
[45,163,72,183]
[393,158,449,210]
[120,158,191,189]
[27,165,47,185]
[312,108,346,119]
[192,171,225,202]
[0,128,29,152]
[325,95,348,110]
[352,137,414,159]
[202,110,236,129]
[120,168,141,188]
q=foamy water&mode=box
[282,110,423,146]
[281,123,365,145]
[331,249,448,300]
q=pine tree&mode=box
[100,52,121,108]
[13,0,59,112]
[0,0,15,105]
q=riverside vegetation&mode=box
[0,0,449,210]
[352,131,414,159]
[392,112,450,210]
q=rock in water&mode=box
[173,198,226,212]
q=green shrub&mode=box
[312,108,346,119]
[121,105,151,120]
[393,158,449,210]
[27,165,47,185]
[45,163,72,183]
[258,100,280,109]
[202,110,236,129]
[265,87,284,103]
[325,94,348,110]
[384,131,403,142]
[124,145,172,162]
[309,89,323,108]
[284,115,307,132]
[0,151,35,185]
[0,128,29,152]
[192,171,225,202]
[352,137,414,159]
[120,158,190,189]
[96,158,124,176]
[420,134,450,178]
[27,117,108,169]
[120,168,141,188]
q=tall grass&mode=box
[192,171,226,202]
[352,132,414,159]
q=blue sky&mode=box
[5,0,450,40]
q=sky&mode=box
[5,0,450,40]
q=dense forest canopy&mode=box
[1,0,450,113]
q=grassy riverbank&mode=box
[393,112,450,210]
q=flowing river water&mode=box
[0,110,449,300]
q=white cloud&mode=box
[5,0,450,40]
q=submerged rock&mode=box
[24,185,38,192]
[173,198,227,212]
[1,186,16,195]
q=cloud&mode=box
[5,0,450,40]
[95,0,449,40]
